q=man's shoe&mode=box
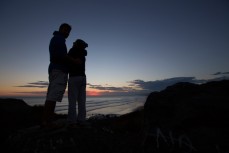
[77,121,91,128]
[40,122,64,130]
[67,123,78,129]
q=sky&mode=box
[0,0,229,97]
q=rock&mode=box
[2,80,229,153]
[143,80,229,153]
[0,98,45,145]
[0,98,31,113]
[1,98,144,153]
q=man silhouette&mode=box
[41,23,78,128]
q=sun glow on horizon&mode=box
[86,90,103,97]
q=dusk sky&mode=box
[0,0,229,97]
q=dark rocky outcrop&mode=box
[144,80,229,153]
[0,98,144,153]
[1,80,229,153]
[0,99,42,142]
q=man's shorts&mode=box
[46,69,68,102]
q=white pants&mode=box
[67,76,86,124]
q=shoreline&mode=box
[2,80,229,153]
[14,95,146,116]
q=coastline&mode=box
[1,80,229,153]
[0,97,145,153]
[20,95,146,116]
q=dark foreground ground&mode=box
[0,98,145,153]
[1,80,229,153]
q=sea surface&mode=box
[22,95,147,118]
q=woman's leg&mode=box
[77,76,87,122]
[67,77,78,124]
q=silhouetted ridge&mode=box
[144,80,229,152]
[1,80,229,153]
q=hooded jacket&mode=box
[68,47,87,76]
[48,31,68,73]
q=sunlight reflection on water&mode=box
[23,96,146,117]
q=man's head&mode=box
[59,23,71,39]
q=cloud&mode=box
[86,75,229,96]
[129,77,206,92]
[212,71,229,75]
[87,77,203,96]
[15,81,48,88]
[87,83,142,96]
[14,91,47,95]
[87,83,128,92]
[208,76,229,81]
[15,75,229,97]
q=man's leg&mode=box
[41,70,67,128]
[42,100,56,126]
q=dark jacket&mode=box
[68,47,87,77]
[48,31,68,73]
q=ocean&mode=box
[22,95,147,118]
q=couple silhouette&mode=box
[41,23,89,129]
